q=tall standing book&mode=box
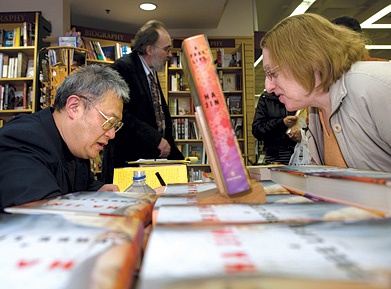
[0,213,144,289]
[270,165,391,215]
[181,34,250,195]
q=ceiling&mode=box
[69,0,391,60]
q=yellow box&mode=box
[114,164,188,191]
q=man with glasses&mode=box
[102,20,183,183]
[0,65,129,211]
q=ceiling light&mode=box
[361,4,391,29]
[366,45,391,50]
[290,0,316,16]
[254,0,317,67]
[140,3,157,11]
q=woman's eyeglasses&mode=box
[265,64,280,81]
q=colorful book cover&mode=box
[270,165,391,215]
[0,213,144,289]
[4,191,158,226]
[137,218,391,289]
[181,34,250,195]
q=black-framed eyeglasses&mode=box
[153,45,172,54]
[78,95,123,133]
[265,64,280,81]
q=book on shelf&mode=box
[270,165,391,215]
[227,94,242,114]
[4,191,158,226]
[0,53,3,77]
[222,73,237,91]
[177,97,192,115]
[181,34,250,196]
[1,213,144,289]
[168,97,177,115]
[12,27,21,47]
[0,28,5,47]
[26,59,34,77]
[101,45,116,61]
[136,218,391,289]
[188,143,203,163]
[16,51,28,78]
[2,54,9,77]
[21,21,35,46]
[0,84,3,110]
[154,201,381,226]
[4,30,14,47]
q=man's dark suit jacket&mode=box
[101,52,183,183]
[0,108,103,211]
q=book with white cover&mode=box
[5,191,158,226]
[155,202,380,226]
[137,218,391,289]
[1,213,144,289]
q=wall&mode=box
[169,0,255,37]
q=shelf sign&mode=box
[72,25,134,43]
[208,39,235,48]
[0,12,37,23]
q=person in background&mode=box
[0,65,130,211]
[261,13,391,172]
[252,89,301,164]
[101,20,183,183]
[331,15,389,62]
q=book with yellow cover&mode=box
[181,34,250,195]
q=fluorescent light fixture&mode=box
[140,3,157,11]
[291,0,316,16]
[254,0,316,67]
[361,4,391,29]
[366,45,391,50]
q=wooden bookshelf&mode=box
[0,11,51,126]
[72,25,132,65]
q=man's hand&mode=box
[158,138,171,158]
[98,184,120,192]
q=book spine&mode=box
[181,34,250,195]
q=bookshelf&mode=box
[161,37,251,179]
[40,46,88,108]
[0,11,51,126]
[72,25,132,65]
